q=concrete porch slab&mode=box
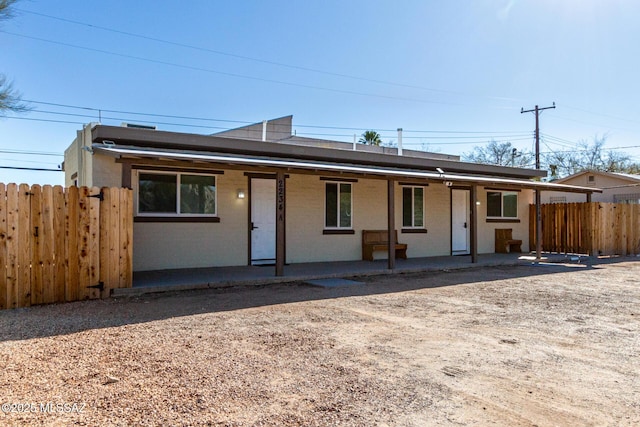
[112,253,533,298]
[304,278,365,288]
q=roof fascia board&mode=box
[94,145,600,194]
[91,125,546,179]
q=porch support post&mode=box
[470,185,478,263]
[586,192,592,203]
[387,178,396,270]
[535,189,542,261]
[275,171,286,276]
[121,161,132,189]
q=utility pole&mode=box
[521,103,555,262]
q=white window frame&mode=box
[402,186,425,229]
[135,170,218,217]
[324,181,353,229]
[486,190,518,219]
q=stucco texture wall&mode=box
[541,173,637,204]
[477,188,531,254]
[285,177,454,263]
[133,169,248,271]
[130,169,534,271]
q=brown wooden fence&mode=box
[0,184,133,310]
[529,202,640,256]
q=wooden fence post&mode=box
[65,186,80,302]
[0,184,6,310]
[53,186,65,302]
[18,184,31,307]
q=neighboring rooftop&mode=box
[212,115,460,162]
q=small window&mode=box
[587,175,596,186]
[138,171,217,216]
[614,193,640,204]
[402,186,424,228]
[487,191,518,218]
[325,182,352,229]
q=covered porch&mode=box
[117,252,544,296]
[94,143,601,280]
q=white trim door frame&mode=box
[451,189,471,255]
[250,178,276,265]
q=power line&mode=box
[24,99,534,137]
[2,30,459,106]
[26,100,253,125]
[16,8,523,104]
[0,149,63,156]
[0,157,61,166]
[563,104,640,126]
[0,166,62,172]
[3,116,85,125]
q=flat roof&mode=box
[94,144,601,194]
[91,125,547,179]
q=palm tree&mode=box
[359,130,382,146]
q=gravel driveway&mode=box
[1,259,638,426]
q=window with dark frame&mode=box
[138,172,216,216]
[402,186,424,228]
[486,191,517,218]
[325,182,352,228]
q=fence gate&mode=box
[0,184,133,310]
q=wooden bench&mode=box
[495,228,522,253]
[362,230,408,261]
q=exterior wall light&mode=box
[237,190,245,199]
[476,201,481,205]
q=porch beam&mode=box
[387,178,396,270]
[470,185,478,263]
[275,171,286,276]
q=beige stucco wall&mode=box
[541,173,638,203]
[285,177,455,263]
[392,183,451,259]
[477,187,532,254]
[86,162,535,271]
[63,138,79,187]
[133,169,248,271]
[132,174,535,270]
[285,175,386,263]
[63,124,99,187]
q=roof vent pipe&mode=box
[397,128,403,156]
[262,120,268,142]
[353,134,357,151]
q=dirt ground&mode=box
[0,259,638,426]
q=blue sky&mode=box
[1,0,639,185]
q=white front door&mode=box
[451,189,470,255]
[251,179,276,265]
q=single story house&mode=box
[63,116,599,275]
[542,170,640,204]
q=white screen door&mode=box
[451,189,470,255]
[251,178,276,265]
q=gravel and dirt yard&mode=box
[0,259,638,426]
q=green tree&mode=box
[0,0,29,116]
[359,130,382,146]
[463,140,533,167]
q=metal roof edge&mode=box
[93,144,600,194]
[90,125,547,179]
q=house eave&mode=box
[90,125,547,179]
[93,144,601,194]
